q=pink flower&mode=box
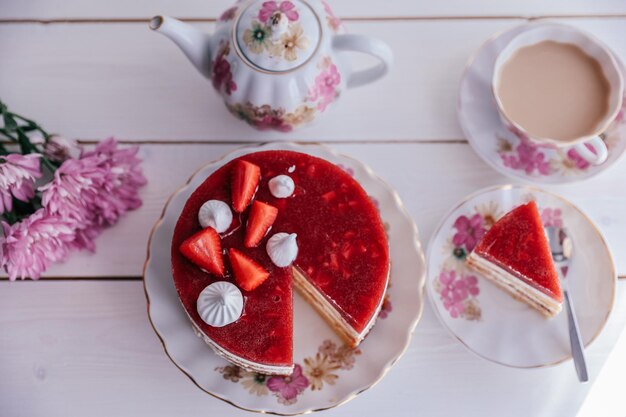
[40,157,104,222]
[259,1,299,23]
[439,271,479,318]
[44,136,81,163]
[81,138,147,226]
[0,153,42,215]
[253,115,293,132]
[267,364,309,405]
[501,141,551,175]
[541,207,563,228]
[40,138,146,251]
[463,275,480,296]
[1,209,75,280]
[452,213,485,252]
[212,55,237,96]
[40,157,105,250]
[566,147,592,170]
[322,0,341,31]
[308,64,341,111]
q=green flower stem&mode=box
[0,98,58,171]
[40,156,58,172]
[2,210,18,225]
[0,99,60,222]
[12,113,51,142]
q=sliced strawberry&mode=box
[179,227,224,276]
[244,201,278,248]
[229,248,269,291]
[232,160,261,213]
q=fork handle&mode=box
[564,290,589,382]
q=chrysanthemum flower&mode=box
[1,208,75,280]
[0,153,42,215]
[39,138,146,252]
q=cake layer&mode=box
[172,157,294,372]
[292,267,388,347]
[467,253,562,317]
[188,312,294,375]
[471,201,562,302]
[172,150,389,374]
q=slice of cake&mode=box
[466,201,563,317]
[171,151,390,375]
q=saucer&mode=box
[426,185,616,368]
[458,23,626,184]
[143,142,425,415]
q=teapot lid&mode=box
[234,0,321,73]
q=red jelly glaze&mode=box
[473,201,563,302]
[172,151,389,367]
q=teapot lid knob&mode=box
[234,0,321,73]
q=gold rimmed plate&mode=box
[143,142,425,415]
[426,185,616,368]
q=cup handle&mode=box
[332,34,393,89]
[572,136,608,165]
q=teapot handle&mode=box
[332,34,393,89]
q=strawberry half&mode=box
[232,160,261,213]
[245,201,278,248]
[229,248,269,292]
[179,227,225,276]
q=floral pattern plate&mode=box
[143,142,425,414]
[458,23,626,183]
[426,185,616,368]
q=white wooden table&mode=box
[1,2,626,416]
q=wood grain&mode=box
[1,142,623,279]
[2,19,626,142]
[2,0,626,20]
[0,280,624,417]
[1,2,626,416]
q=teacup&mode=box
[492,24,624,165]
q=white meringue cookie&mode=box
[198,200,232,233]
[268,175,295,199]
[266,233,298,267]
[197,281,243,327]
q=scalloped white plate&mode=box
[143,142,425,415]
[427,185,616,368]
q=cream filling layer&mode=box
[292,266,389,346]
[467,253,562,317]
[184,307,294,375]
[183,263,388,373]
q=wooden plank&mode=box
[2,0,626,20]
[1,142,624,279]
[0,280,624,416]
[3,19,626,142]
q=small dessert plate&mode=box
[144,142,425,415]
[458,23,626,183]
[427,185,615,368]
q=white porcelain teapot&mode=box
[150,0,393,131]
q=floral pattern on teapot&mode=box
[151,0,391,131]
[212,42,237,96]
[243,0,310,61]
[225,54,341,131]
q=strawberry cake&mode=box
[467,201,563,317]
[171,150,390,375]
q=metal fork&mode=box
[545,226,588,382]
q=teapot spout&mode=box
[149,15,213,79]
